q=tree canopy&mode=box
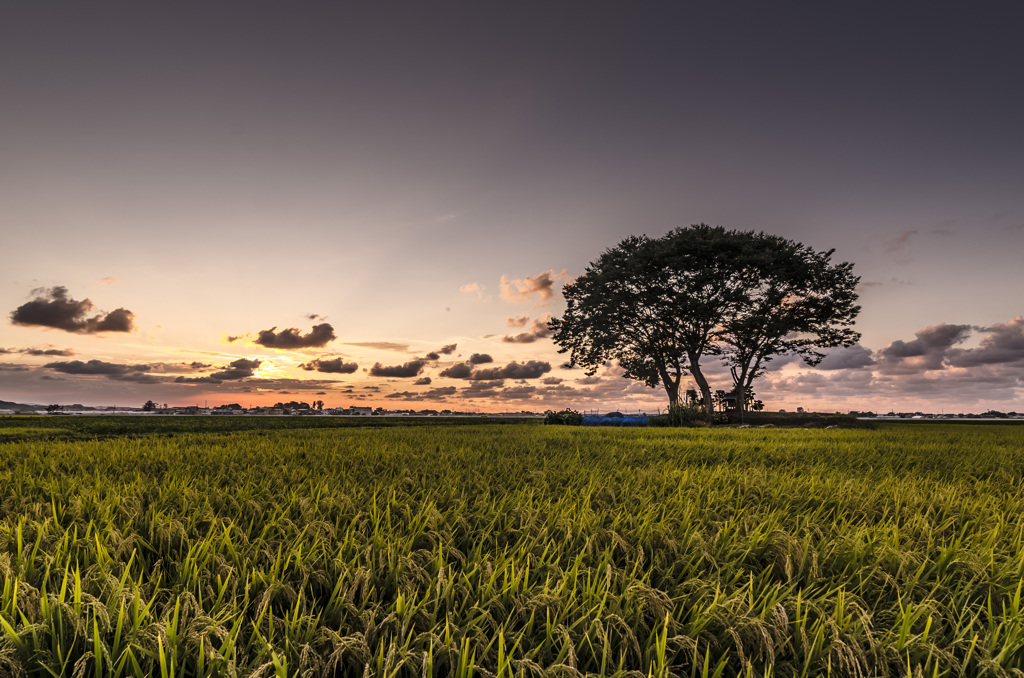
[550,225,861,412]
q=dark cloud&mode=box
[174,375,224,384]
[439,363,473,379]
[814,344,876,371]
[384,386,457,401]
[948,316,1024,368]
[502,315,553,344]
[210,358,262,380]
[542,377,563,385]
[144,362,213,374]
[500,270,568,303]
[344,342,410,352]
[425,343,457,360]
[305,313,323,321]
[10,286,135,334]
[876,324,972,373]
[370,360,426,378]
[0,363,31,372]
[468,353,493,364]
[414,377,432,385]
[21,347,76,356]
[300,358,359,374]
[253,323,336,349]
[226,335,243,343]
[0,347,75,356]
[452,360,552,381]
[45,359,150,376]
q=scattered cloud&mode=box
[344,341,411,352]
[210,358,262,380]
[425,343,457,360]
[947,316,1024,368]
[369,360,426,378]
[443,360,552,381]
[43,359,159,383]
[876,323,972,373]
[11,286,135,334]
[414,377,432,385]
[814,344,876,371]
[45,360,150,376]
[439,363,473,379]
[97,276,123,286]
[0,347,75,357]
[459,282,490,300]
[507,315,530,328]
[502,314,553,343]
[468,353,493,364]
[299,358,359,374]
[500,269,568,303]
[253,323,336,349]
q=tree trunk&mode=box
[689,359,713,415]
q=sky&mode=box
[2,2,1023,413]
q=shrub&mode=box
[544,409,584,426]
[648,403,725,427]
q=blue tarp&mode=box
[582,414,649,427]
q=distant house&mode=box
[349,407,373,416]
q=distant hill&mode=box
[0,399,41,412]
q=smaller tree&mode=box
[143,400,157,411]
[46,404,62,413]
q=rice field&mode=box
[1,418,1023,676]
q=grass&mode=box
[0,419,1023,676]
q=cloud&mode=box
[11,286,135,334]
[439,363,473,379]
[97,276,122,286]
[370,360,426,378]
[253,323,336,349]
[876,324,972,373]
[459,283,489,300]
[500,270,569,303]
[814,344,876,371]
[414,377,432,385]
[210,358,262,380]
[384,386,458,401]
[45,360,150,376]
[226,335,243,343]
[300,358,359,374]
[1,347,75,357]
[425,343,457,360]
[507,315,530,328]
[502,314,553,343]
[947,316,1024,368]
[468,353,493,364]
[43,359,161,383]
[0,363,31,372]
[305,313,323,321]
[175,376,224,384]
[444,360,552,381]
[542,377,563,385]
[344,341,411,352]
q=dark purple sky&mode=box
[2,3,1023,412]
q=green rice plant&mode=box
[0,421,1022,675]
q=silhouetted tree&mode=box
[143,400,157,411]
[551,224,860,415]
